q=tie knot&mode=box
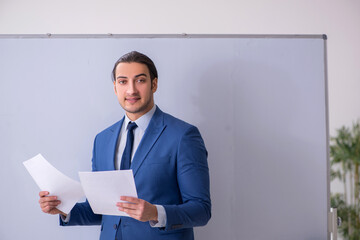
[127,122,138,131]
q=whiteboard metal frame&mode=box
[0,33,327,39]
[0,34,330,238]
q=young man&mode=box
[38,51,211,240]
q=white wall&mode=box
[0,0,358,214]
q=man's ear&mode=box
[151,78,158,93]
[113,81,117,93]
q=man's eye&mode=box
[137,79,146,83]
[118,80,126,84]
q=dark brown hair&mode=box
[112,51,158,82]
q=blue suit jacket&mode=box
[61,107,211,240]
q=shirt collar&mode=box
[124,104,157,132]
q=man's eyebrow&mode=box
[116,73,147,79]
[134,73,147,78]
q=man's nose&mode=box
[127,81,137,94]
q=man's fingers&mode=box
[40,200,61,208]
[39,194,61,213]
[42,205,60,214]
[39,191,50,197]
[116,197,157,222]
[42,205,53,213]
[117,202,138,210]
[38,196,58,204]
[118,207,142,221]
[120,196,140,203]
[38,191,63,216]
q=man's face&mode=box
[114,62,157,121]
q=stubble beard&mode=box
[123,96,154,115]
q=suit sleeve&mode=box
[60,136,102,226]
[163,126,211,230]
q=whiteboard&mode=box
[0,35,329,240]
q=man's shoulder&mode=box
[161,110,196,132]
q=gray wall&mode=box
[0,36,328,240]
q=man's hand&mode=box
[116,196,158,222]
[38,191,67,217]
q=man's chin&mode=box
[124,108,140,114]
[121,101,153,116]
[123,105,145,114]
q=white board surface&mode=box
[0,35,329,240]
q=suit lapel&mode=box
[108,117,124,170]
[131,107,166,177]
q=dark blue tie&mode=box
[120,122,138,170]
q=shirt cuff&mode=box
[60,212,71,223]
[149,205,167,228]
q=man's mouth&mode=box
[126,97,140,104]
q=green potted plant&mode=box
[331,121,360,240]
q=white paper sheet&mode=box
[23,154,84,214]
[79,170,138,216]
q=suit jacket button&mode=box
[113,224,118,229]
